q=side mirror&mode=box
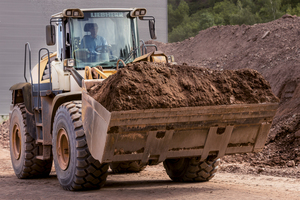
[149,19,157,40]
[46,25,56,46]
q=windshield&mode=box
[69,11,140,69]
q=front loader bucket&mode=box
[82,81,278,164]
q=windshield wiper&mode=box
[110,47,138,69]
[123,47,138,63]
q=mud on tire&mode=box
[52,101,108,191]
[163,157,220,182]
[110,161,146,174]
[9,103,52,178]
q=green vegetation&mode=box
[168,0,300,42]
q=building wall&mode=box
[0,0,167,115]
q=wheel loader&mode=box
[9,8,278,191]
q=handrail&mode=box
[116,59,126,70]
[37,48,51,109]
[24,43,33,84]
[140,39,146,55]
[144,44,158,54]
[139,39,158,55]
[24,43,35,111]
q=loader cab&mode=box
[42,8,156,92]
[48,8,154,70]
[70,10,140,69]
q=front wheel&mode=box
[52,101,108,191]
[163,157,220,182]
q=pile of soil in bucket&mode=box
[88,62,278,112]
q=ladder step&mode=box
[35,156,45,160]
[36,145,52,160]
[34,107,41,111]
[36,123,43,127]
[36,139,43,144]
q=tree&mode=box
[286,3,300,16]
[167,0,298,42]
[258,0,283,22]
[168,20,198,42]
[168,9,215,42]
[230,0,260,25]
[168,0,189,33]
[213,0,238,25]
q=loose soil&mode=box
[0,147,299,199]
[88,62,278,112]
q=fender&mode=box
[10,82,33,113]
[48,91,82,137]
[9,82,36,139]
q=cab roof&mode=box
[51,8,136,18]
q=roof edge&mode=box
[51,8,136,18]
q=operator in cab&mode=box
[81,23,108,54]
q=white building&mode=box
[0,0,168,115]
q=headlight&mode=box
[130,8,147,18]
[63,9,84,18]
[66,10,72,16]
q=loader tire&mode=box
[110,161,146,173]
[163,157,220,182]
[9,103,52,178]
[52,101,108,191]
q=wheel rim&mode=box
[57,128,70,171]
[12,124,21,160]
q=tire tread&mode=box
[163,157,220,182]
[11,103,52,179]
[110,161,146,174]
[54,101,108,191]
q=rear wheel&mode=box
[9,103,52,178]
[52,101,108,191]
[110,161,146,174]
[163,157,220,182]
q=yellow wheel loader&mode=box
[9,8,278,191]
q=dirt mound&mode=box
[0,120,9,148]
[88,62,278,112]
[147,15,300,169]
